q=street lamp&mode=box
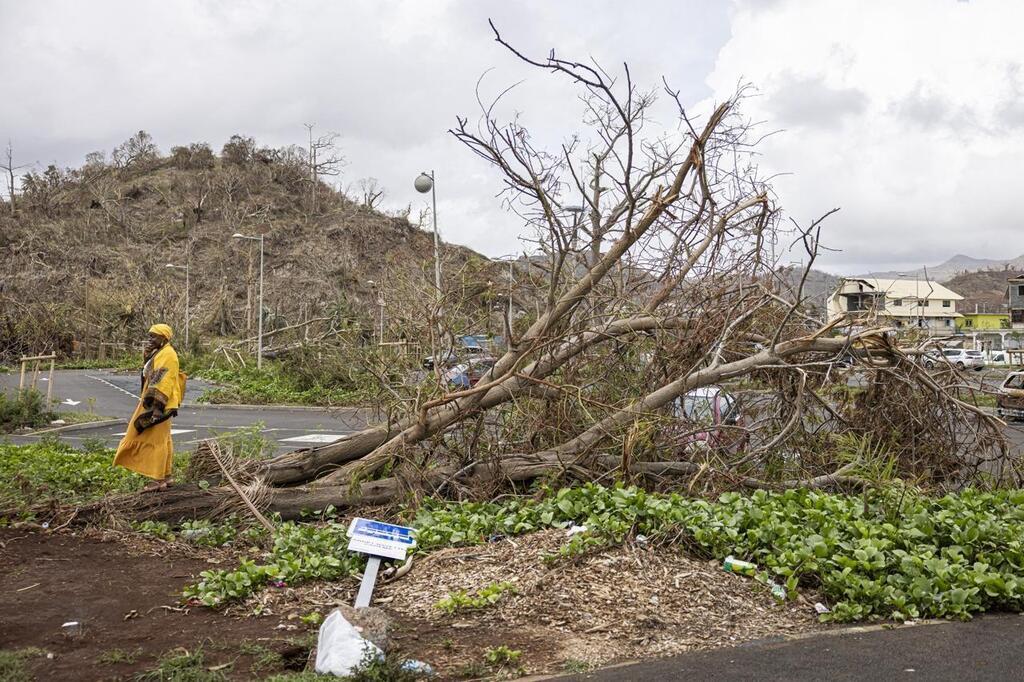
[165,261,190,350]
[495,255,517,328]
[367,280,384,343]
[233,232,265,369]
[414,171,441,298]
[564,204,585,258]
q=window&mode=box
[1014,310,1024,324]
[945,319,952,327]
[892,298,903,307]
[1018,285,1024,297]
[964,319,974,327]
[942,300,951,308]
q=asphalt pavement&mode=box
[558,615,1024,681]
[1,369,370,453]
[4,367,1024,454]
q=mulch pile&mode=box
[375,529,823,675]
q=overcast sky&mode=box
[2,0,1022,275]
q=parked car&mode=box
[422,349,459,370]
[922,348,986,371]
[443,356,497,389]
[996,372,1024,421]
[422,335,493,370]
[673,386,746,452]
[988,351,1009,365]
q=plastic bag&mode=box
[314,610,383,676]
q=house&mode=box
[1009,274,1024,329]
[956,313,1009,332]
[827,278,963,335]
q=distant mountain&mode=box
[941,269,1018,314]
[864,253,1024,283]
[780,267,841,315]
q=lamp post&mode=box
[414,171,441,298]
[495,255,517,329]
[165,260,190,350]
[367,280,384,343]
[233,232,265,369]
[564,204,585,254]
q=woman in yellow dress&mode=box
[113,323,186,491]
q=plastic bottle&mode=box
[722,555,757,577]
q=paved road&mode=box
[559,615,1024,681]
[5,368,1023,454]
[1,369,370,454]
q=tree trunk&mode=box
[95,450,866,525]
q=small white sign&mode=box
[346,517,417,561]
[279,433,347,444]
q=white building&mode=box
[826,278,963,336]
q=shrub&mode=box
[0,390,57,433]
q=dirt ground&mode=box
[1,527,828,681]
[0,529,312,681]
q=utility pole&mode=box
[233,233,265,368]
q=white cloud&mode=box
[5,0,1018,275]
[705,0,1024,274]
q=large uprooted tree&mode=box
[118,25,1013,523]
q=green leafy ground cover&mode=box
[55,356,138,371]
[184,483,1024,623]
[0,440,144,521]
[184,358,374,407]
[5,441,1024,623]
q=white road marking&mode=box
[62,399,81,406]
[87,374,138,400]
[279,433,347,444]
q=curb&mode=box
[181,402,370,414]
[27,418,123,436]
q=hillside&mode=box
[0,133,491,359]
[941,268,1019,314]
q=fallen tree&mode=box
[119,24,1012,522]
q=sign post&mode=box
[346,518,417,608]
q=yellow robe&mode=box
[113,344,186,480]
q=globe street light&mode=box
[415,171,441,298]
[165,261,190,350]
[233,232,265,369]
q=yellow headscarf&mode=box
[149,323,174,341]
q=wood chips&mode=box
[375,530,823,674]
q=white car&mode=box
[923,348,986,371]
